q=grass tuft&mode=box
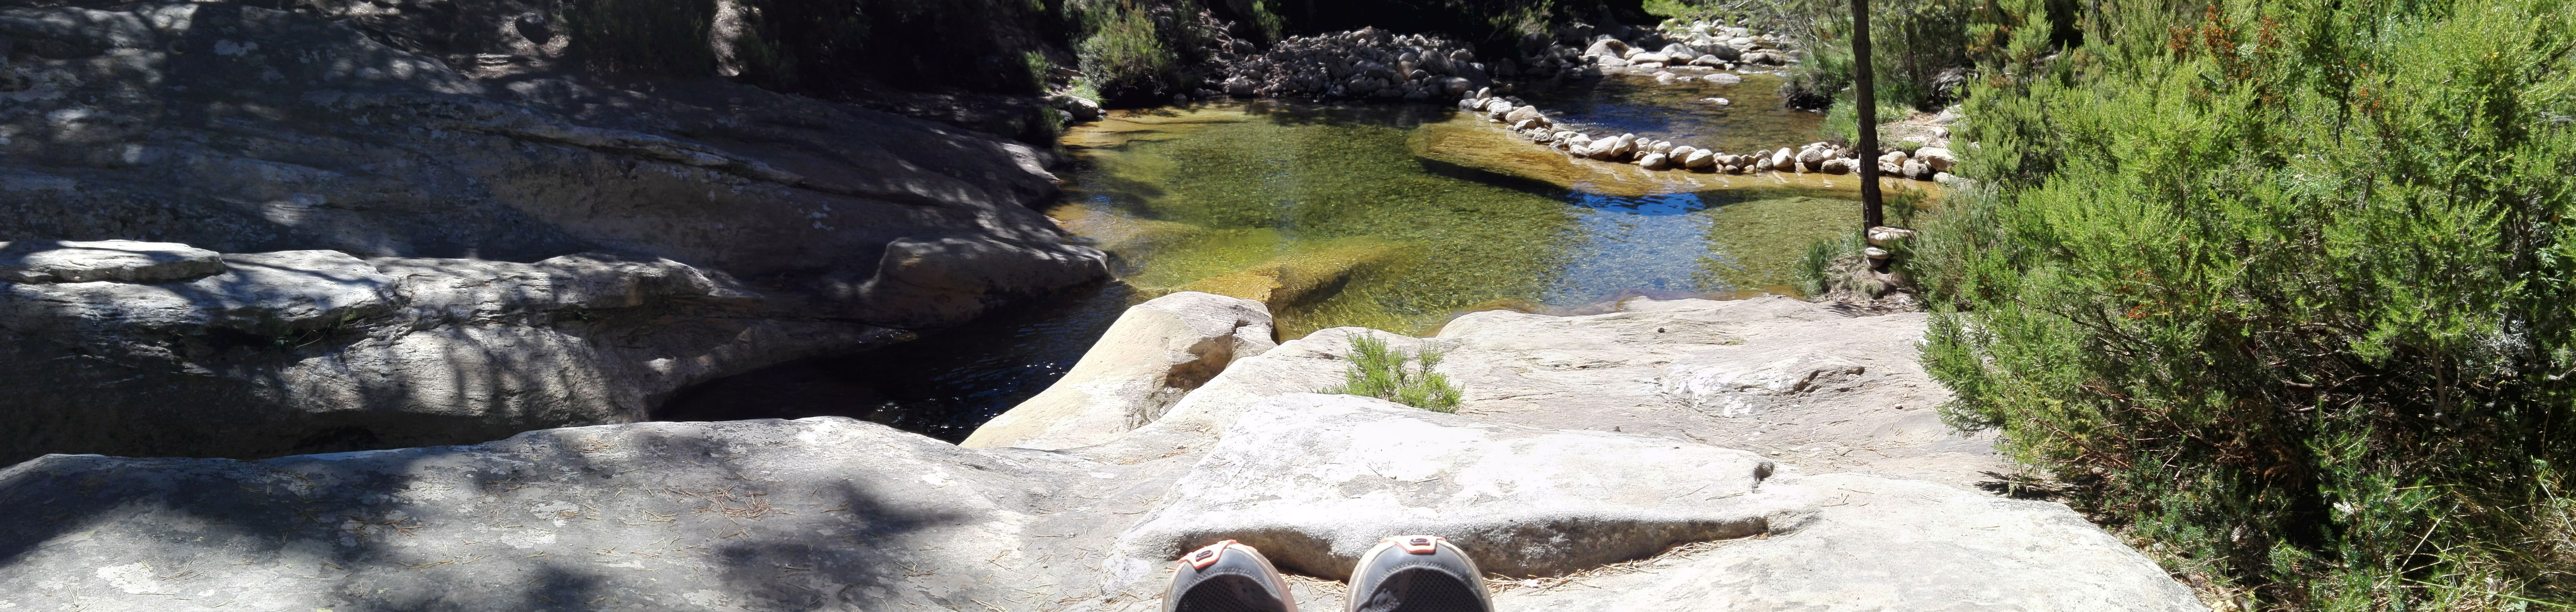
[1322,334,1462,413]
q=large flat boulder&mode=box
[1135,296,2006,487]
[1499,473,2204,611]
[1107,394,1788,583]
[0,393,2202,612]
[0,247,896,462]
[0,418,1172,611]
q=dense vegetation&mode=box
[561,0,1643,104]
[1883,0,2576,606]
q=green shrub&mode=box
[1921,0,2576,607]
[1076,1,1185,104]
[732,0,1065,96]
[1323,334,1462,413]
[566,0,716,76]
[1777,0,1988,110]
[1795,227,1895,300]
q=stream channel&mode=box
[659,73,1902,442]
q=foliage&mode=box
[1263,0,1639,53]
[1794,227,1887,300]
[733,0,1061,95]
[1775,0,1990,110]
[564,0,715,76]
[1819,95,1915,143]
[1075,1,1189,104]
[1322,334,1463,413]
[1919,0,2576,607]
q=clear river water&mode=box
[660,73,1896,442]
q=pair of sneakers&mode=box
[1164,535,1492,612]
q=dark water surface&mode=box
[655,283,1134,442]
[660,75,1864,439]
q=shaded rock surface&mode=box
[0,1,1105,462]
[0,396,2201,612]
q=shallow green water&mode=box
[1059,90,1866,337]
[667,76,1875,441]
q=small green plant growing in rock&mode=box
[1322,334,1461,413]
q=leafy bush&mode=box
[1776,0,1990,110]
[1323,334,1462,413]
[1077,1,1185,104]
[1795,228,1865,298]
[733,0,1063,95]
[1920,0,2576,606]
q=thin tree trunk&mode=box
[1854,0,1883,229]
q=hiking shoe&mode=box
[1345,535,1493,612]
[1166,539,1299,612]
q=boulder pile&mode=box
[1203,21,1805,105]
[1214,27,1495,101]
[1456,90,1964,183]
[1583,19,1793,71]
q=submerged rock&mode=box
[1179,238,1403,310]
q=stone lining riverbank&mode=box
[1457,89,1969,185]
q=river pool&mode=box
[661,73,1895,441]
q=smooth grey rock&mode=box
[1504,105,1547,126]
[1868,226,1919,247]
[0,305,2205,612]
[1916,146,1958,171]
[1108,394,1789,582]
[0,2,1107,460]
[964,292,1277,450]
[0,417,1178,612]
[1797,146,1830,170]
[0,250,396,339]
[1638,152,1672,170]
[1497,473,2206,612]
[1904,159,1933,180]
[1059,94,1105,120]
[0,240,224,284]
[1584,39,1631,59]
[1144,298,2006,487]
[0,247,909,462]
[1682,149,1717,170]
